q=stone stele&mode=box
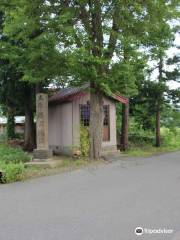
[33,93,52,161]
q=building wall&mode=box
[72,94,117,151]
[72,94,90,147]
[15,125,25,134]
[48,94,117,155]
[102,97,117,151]
[0,124,24,135]
[48,102,73,155]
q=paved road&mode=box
[0,152,180,240]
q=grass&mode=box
[22,157,103,181]
[125,146,180,157]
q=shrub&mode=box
[0,133,7,143]
[126,128,154,148]
[80,126,90,157]
[0,162,25,183]
[161,127,180,149]
[129,134,154,146]
[0,144,30,163]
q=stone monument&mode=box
[33,93,52,160]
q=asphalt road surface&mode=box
[0,151,180,240]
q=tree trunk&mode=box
[35,83,43,94]
[120,103,129,151]
[155,109,161,147]
[6,106,15,139]
[89,86,103,160]
[24,105,35,151]
[24,88,35,151]
[155,54,163,148]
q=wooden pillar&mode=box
[156,109,161,147]
[120,102,129,151]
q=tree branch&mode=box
[91,1,103,55]
[78,2,92,39]
[104,1,121,60]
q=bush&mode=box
[122,126,180,151]
[0,133,7,143]
[129,134,154,146]
[0,144,30,163]
[161,127,180,149]
[80,126,89,157]
[124,128,155,147]
[0,162,25,183]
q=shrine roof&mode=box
[49,83,128,105]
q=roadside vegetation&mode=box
[0,143,101,184]
[125,127,180,157]
[0,144,30,183]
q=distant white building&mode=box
[0,116,25,135]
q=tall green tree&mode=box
[0,10,16,139]
[0,8,36,148]
[62,1,179,157]
[1,1,68,149]
[147,45,179,147]
[130,0,179,147]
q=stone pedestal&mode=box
[33,93,52,162]
[33,149,53,160]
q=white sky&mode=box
[166,34,180,90]
[150,33,180,90]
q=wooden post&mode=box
[120,102,129,151]
[156,109,161,147]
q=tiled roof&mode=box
[49,83,90,103]
[49,83,129,104]
[111,93,129,104]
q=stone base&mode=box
[102,150,121,161]
[102,145,118,153]
[33,149,53,160]
[25,159,63,169]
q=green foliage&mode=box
[80,126,89,157]
[6,112,15,139]
[0,133,7,142]
[126,127,180,157]
[0,162,25,183]
[128,121,155,146]
[0,10,36,142]
[123,113,180,150]
[0,144,30,183]
[161,127,180,149]
[0,144,30,163]
[127,126,180,149]
[110,62,138,97]
[1,0,69,84]
[161,107,180,129]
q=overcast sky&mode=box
[142,31,179,90]
[167,34,180,90]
